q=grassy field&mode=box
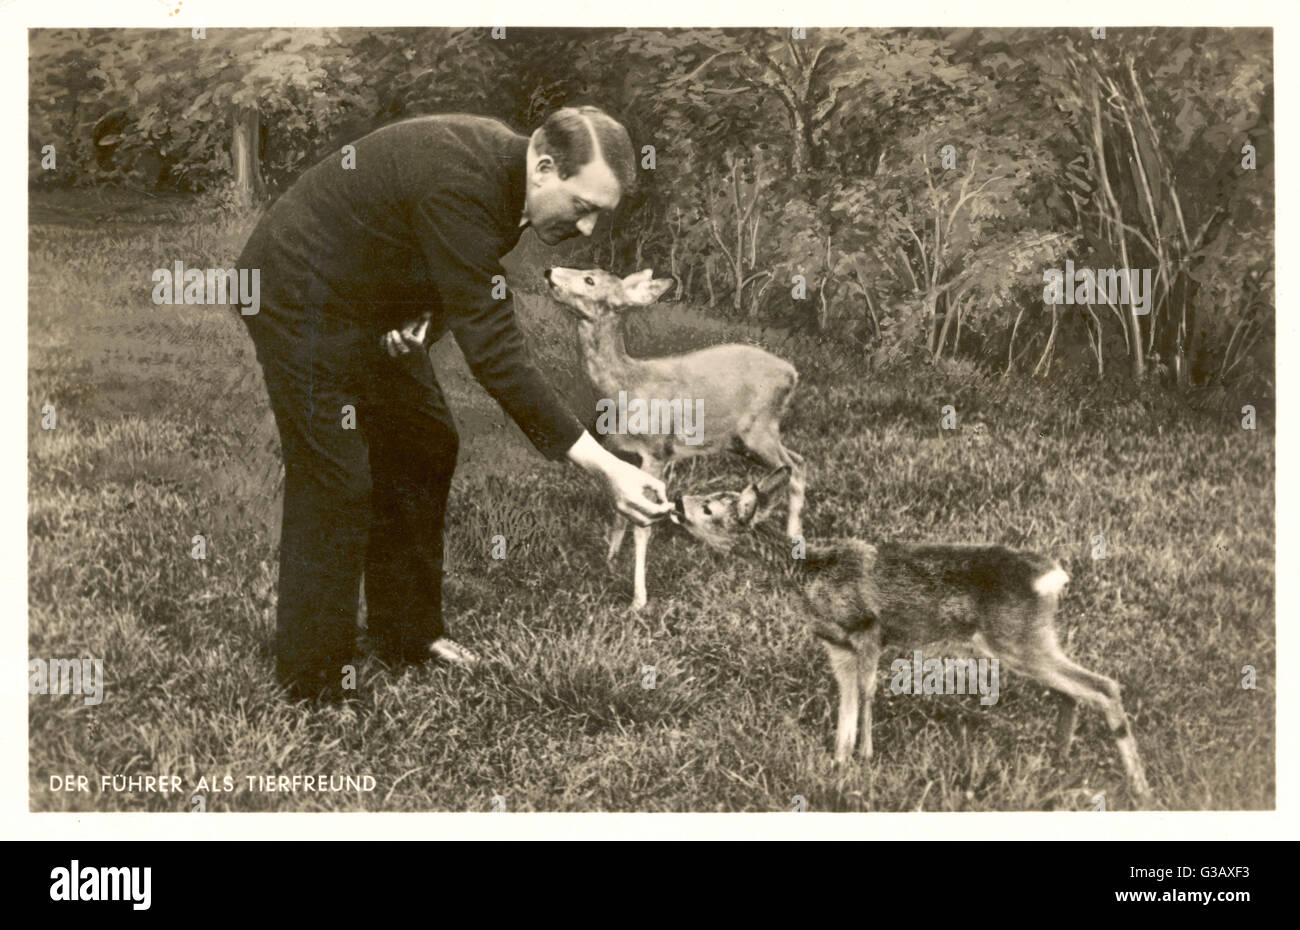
[28,190,1274,812]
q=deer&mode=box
[669,466,1154,806]
[544,266,805,610]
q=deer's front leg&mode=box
[628,456,662,610]
[631,522,653,610]
[821,640,860,763]
[855,629,881,761]
[606,513,629,563]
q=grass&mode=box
[27,190,1274,811]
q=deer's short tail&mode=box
[775,363,799,417]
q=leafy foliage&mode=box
[29,26,1272,391]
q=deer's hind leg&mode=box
[1050,653,1152,804]
[606,513,629,563]
[971,621,1075,755]
[982,625,1152,804]
[741,428,806,540]
[781,447,806,540]
[1054,692,1080,755]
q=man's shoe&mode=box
[428,637,480,668]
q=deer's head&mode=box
[670,467,791,552]
[544,267,673,323]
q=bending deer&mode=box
[671,467,1154,806]
[545,267,805,609]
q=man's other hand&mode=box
[381,315,431,356]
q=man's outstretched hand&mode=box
[381,315,431,357]
[378,328,673,524]
[565,432,673,527]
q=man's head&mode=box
[524,106,635,245]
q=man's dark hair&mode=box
[535,106,637,196]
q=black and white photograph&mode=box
[20,5,1277,820]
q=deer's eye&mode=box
[702,504,712,516]
[584,276,595,286]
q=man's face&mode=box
[524,153,621,245]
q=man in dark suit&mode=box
[237,106,669,701]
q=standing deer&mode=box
[545,267,805,609]
[670,467,1154,806]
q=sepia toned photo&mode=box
[26,21,1273,815]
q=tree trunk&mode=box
[1126,301,1146,381]
[231,105,263,208]
[934,304,956,361]
[923,291,940,355]
[792,117,811,174]
[1034,306,1061,377]
[668,236,681,300]
[1005,307,1026,377]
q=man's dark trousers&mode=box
[242,305,457,699]
[232,115,585,700]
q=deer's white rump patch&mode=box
[1033,567,1070,596]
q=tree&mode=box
[1036,29,1272,384]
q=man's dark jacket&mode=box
[236,113,583,459]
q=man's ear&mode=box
[735,485,760,525]
[531,151,557,180]
[621,269,674,306]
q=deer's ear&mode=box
[621,270,673,306]
[735,485,760,525]
[756,466,791,501]
[644,278,674,304]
